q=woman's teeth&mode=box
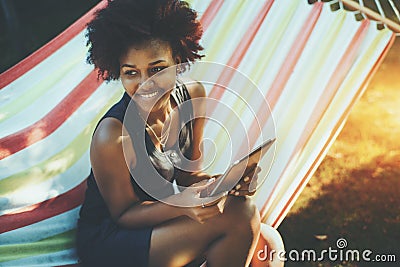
[139,91,159,98]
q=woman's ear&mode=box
[175,56,183,74]
[175,55,182,65]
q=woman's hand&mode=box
[229,165,261,197]
[177,180,225,224]
[183,200,224,224]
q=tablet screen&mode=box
[201,138,275,197]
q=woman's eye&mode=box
[124,70,138,76]
[150,66,166,73]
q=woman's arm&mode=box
[175,81,215,187]
[91,118,190,229]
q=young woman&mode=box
[77,0,263,266]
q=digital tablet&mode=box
[200,138,276,198]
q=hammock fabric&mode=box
[0,0,396,266]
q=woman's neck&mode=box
[139,101,172,126]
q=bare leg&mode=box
[148,196,261,267]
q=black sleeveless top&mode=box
[79,82,194,224]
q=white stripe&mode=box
[195,0,312,173]
[259,24,393,225]
[0,81,123,180]
[201,1,266,65]
[268,27,393,225]
[0,152,88,214]
[0,85,122,213]
[0,207,80,244]
[255,8,357,214]
[0,31,87,103]
[237,0,311,91]
[0,54,93,137]
[189,0,213,15]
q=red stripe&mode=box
[0,1,107,89]
[236,2,323,160]
[200,0,224,31]
[0,180,87,234]
[261,14,368,221]
[286,19,371,163]
[265,2,323,112]
[270,32,396,228]
[0,0,223,160]
[208,0,275,101]
[0,70,102,160]
[266,18,370,223]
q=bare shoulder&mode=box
[90,118,139,221]
[181,77,206,99]
[91,117,135,167]
[92,118,123,151]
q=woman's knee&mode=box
[223,196,261,235]
[226,196,259,219]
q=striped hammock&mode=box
[0,0,396,266]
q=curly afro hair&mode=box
[86,0,204,81]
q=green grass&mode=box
[278,39,400,267]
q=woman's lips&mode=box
[136,89,160,99]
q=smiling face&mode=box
[120,39,178,116]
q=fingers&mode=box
[194,205,222,223]
[240,165,261,184]
[229,172,259,196]
[229,189,241,196]
[235,176,252,190]
[244,165,261,179]
[229,189,256,197]
[229,183,246,195]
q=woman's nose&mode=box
[138,78,155,90]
